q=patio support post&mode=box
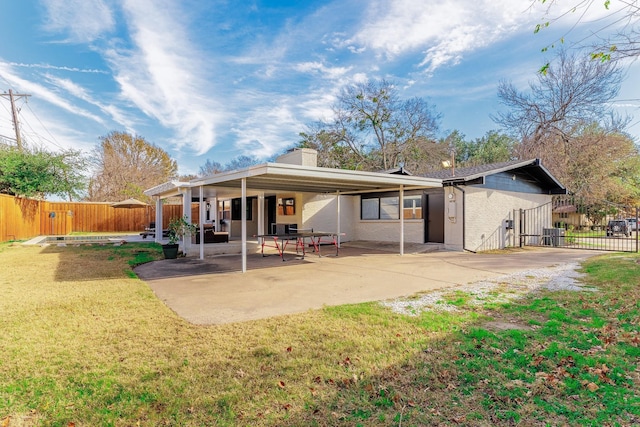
[241,178,247,273]
[212,197,218,228]
[183,187,192,254]
[400,185,404,256]
[336,191,341,248]
[154,196,162,243]
[257,192,264,237]
[199,185,204,260]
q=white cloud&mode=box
[342,0,533,72]
[41,0,115,42]
[102,0,221,154]
[0,63,104,152]
[44,74,136,130]
[231,95,305,158]
[294,62,352,80]
[8,62,107,73]
[0,62,105,124]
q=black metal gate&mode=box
[515,197,639,253]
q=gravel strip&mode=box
[381,262,597,316]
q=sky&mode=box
[0,0,639,178]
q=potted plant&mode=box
[163,216,198,259]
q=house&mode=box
[144,150,566,271]
[422,159,566,251]
[552,203,589,229]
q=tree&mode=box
[534,0,640,62]
[0,146,86,200]
[558,123,640,205]
[197,155,261,177]
[495,50,624,150]
[446,130,516,167]
[225,155,260,171]
[87,131,177,202]
[494,50,640,205]
[302,79,441,171]
[198,159,223,177]
[298,124,373,170]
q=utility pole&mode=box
[0,89,31,151]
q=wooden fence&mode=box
[0,194,199,242]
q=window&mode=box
[380,196,399,219]
[218,200,231,220]
[362,193,422,220]
[277,197,295,215]
[231,197,253,220]
[403,195,422,219]
[361,195,399,220]
[361,198,380,220]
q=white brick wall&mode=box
[299,194,424,243]
[444,187,464,250]
[464,187,552,251]
[270,188,551,251]
[300,193,355,241]
[353,220,424,243]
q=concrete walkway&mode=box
[134,245,603,325]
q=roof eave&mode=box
[190,162,441,192]
[143,181,191,198]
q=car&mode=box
[606,219,631,237]
[626,218,638,232]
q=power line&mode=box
[22,102,66,151]
[0,134,16,146]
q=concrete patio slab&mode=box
[134,245,603,325]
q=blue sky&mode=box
[0,0,639,177]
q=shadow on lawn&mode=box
[40,242,162,282]
[40,241,388,282]
[134,244,400,280]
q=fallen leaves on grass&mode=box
[585,382,600,392]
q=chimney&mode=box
[275,148,318,167]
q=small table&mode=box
[256,232,341,261]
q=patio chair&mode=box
[140,221,170,239]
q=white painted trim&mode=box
[199,185,204,260]
[241,178,247,273]
[400,185,404,256]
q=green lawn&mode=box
[1,243,638,426]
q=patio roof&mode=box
[145,162,442,198]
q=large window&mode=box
[362,193,423,220]
[361,196,399,220]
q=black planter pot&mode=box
[162,243,179,259]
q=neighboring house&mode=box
[552,204,590,229]
[144,149,566,270]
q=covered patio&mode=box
[144,154,441,272]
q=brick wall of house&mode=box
[300,193,356,241]
[464,187,551,251]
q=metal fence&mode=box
[516,196,639,253]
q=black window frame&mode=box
[231,197,254,221]
[361,191,424,220]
